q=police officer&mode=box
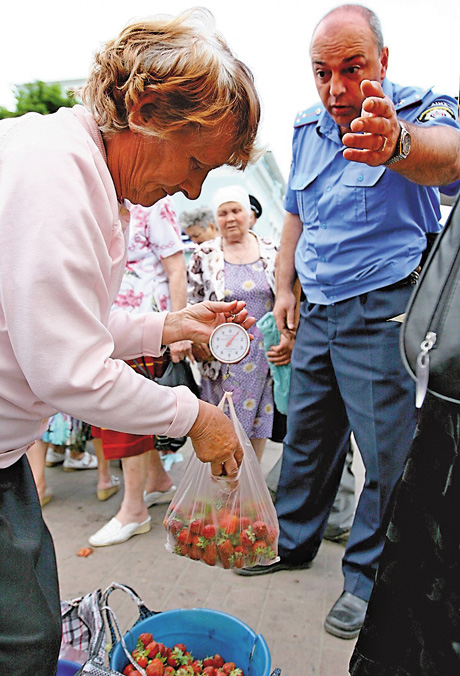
[236,3,460,641]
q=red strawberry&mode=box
[202,541,218,566]
[169,518,183,536]
[178,528,193,545]
[252,520,267,539]
[189,545,203,560]
[222,663,236,675]
[232,545,246,569]
[123,665,136,675]
[145,641,161,658]
[239,516,251,530]
[253,539,268,557]
[203,656,215,668]
[145,659,165,676]
[239,526,255,548]
[217,538,234,568]
[220,513,239,535]
[136,655,148,669]
[215,671,226,676]
[138,632,153,647]
[174,543,189,556]
[202,667,216,676]
[265,525,278,545]
[213,654,224,668]
[189,518,203,535]
[191,659,203,673]
[164,668,175,676]
[201,524,216,539]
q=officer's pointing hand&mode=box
[342,80,399,166]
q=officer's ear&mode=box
[379,47,389,80]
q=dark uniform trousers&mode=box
[276,283,417,601]
[0,455,62,675]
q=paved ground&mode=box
[44,439,360,676]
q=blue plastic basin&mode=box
[57,659,81,676]
[110,607,271,676]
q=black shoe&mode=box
[323,524,351,543]
[234,557,312,577]
[324,591,368,639]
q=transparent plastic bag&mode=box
[163,391,280,569]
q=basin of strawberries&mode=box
[122,633,244,675]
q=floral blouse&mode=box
[112,197,183,316]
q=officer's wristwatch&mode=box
[384,121,411,166]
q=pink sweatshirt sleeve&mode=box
[0,110,199,445]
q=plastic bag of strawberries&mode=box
[163,391,280,570]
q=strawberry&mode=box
[191,659,203,673]
[202,541,218,566]
[253,539,268,557]
[220,513,239,535]
[136,655,148,669]
[138,632,153,647]
[174,543,189,556]
[146,658,165,676]
[145,641,161,658]
[169,518,184,536]
[202,667,216,676]
[232,545,246,569]
[265,525,278,545]
[189,545,203,560]
[239,527,256,548]
[213,654,225,668]
[164,668,175,676]
[222,663,236,674]
[202,656,215,668]
[252,520,267,539]
[178,528,193,545]
[217,538,234,568]
[230,669,244,676]
[215,671,226,676]
[239,516,251,531]
[201,524,216,539]
[123,665,136,675]
[189,518,204,535]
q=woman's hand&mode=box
[162,300,256,346]
[169,340,194,363]
[266,333,294,366]
[188,400,243,477]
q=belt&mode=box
[381,270,419,291]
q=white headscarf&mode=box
[212,185,251,217]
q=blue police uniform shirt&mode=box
[283,78,460,305]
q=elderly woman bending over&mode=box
[0,10,260,674]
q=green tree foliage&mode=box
[0,80,77,119]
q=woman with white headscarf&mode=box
[187,185,292,460]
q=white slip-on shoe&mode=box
[143,485,177,508]
[63,450,98,471]
[88,516,151,547]
[45,447,66,467]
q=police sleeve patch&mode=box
[417,100,456,123]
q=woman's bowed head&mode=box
[81,8,261,207]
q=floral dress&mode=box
[187,234,278,439]
[113,197,183,314]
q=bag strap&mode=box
[100,583,159,660]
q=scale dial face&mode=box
[209,322,251,364]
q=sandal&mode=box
[97,476,121,502]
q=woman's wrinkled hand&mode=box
[188,400,243,477]
[266,333,294,366]
[163,300,256,346]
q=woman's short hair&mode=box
[81,8,260,169]
[179,206,215,230]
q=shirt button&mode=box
[321,223,327,229]
[320,256,326,262]
[326,186,332,192]
[358,175,364,182]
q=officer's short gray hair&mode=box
[179,206,215,230]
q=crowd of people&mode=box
[1,4,460,676]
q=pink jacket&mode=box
[0,106,198,468]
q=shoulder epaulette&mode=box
[294,103,324,128]
[394,88,432,111]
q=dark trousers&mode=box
[0,455,62,675]
[276,285,417,601]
